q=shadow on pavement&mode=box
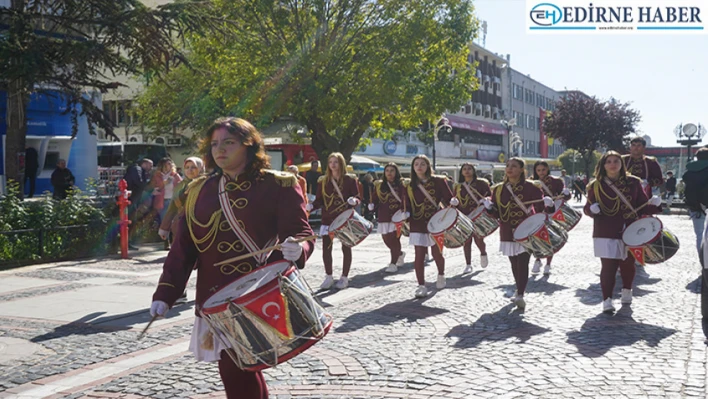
[496,274,569,297]
[565,307,677,358]
[334,295,448,333]
[445,304,551,348]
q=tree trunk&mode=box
[583,150,593,181]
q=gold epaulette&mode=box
[586,179,597,190]
[491,182,503,190]
[373,180,382,189]
[317,175,326,183]
[264,169,296,187]
[530,179,542,188]
[402,178,411,187]
[432,174,448,179]
[184,175,211,223]
[477,177,490,185]
[626,174,642,183]
[346,173,358,180]
[646,155,657,161]
[185,175,209,194]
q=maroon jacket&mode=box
[311,174,361,225]
[152,171,315,314]
[583,175,656,239]
[371,179,407,223]
[405,176,454,233]
[622,155,664,188]
[489,180,545,242]
[454,178,491,215]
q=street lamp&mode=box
[674,122,707,166]
[570,150,582,177]
[501,118,517,160]
[432,116,452,170]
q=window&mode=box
[513,84,523,100]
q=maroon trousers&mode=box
[218,351,268,399]
[382,232,402,264]
[322,235,352,277]
[600,257,636,299]
[508,252,531,295]
[414,245,444,285]
[463,236,487,265]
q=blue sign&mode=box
[383,140,397,155]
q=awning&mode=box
[445,114,507,136]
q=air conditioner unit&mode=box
[152,136,166,145]
[128,134,144,143]
[166,137,183,147]
[128,136,139,143]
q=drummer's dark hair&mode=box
[532,160,550,180]
[457,163,477,183]
[503,157,526,183]
[594,150,627,181]
[200,117,270,177]
[410,155,432,187]
[383,163,402,188]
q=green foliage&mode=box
[138,0,479,163]
[0,181,110,264]
[557,149,602,177]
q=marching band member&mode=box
[405,155,457,298]
[454,162,490,274]
[307,152,361,290]
[369,163,408,272]
[487,157,552,309]
[584,150,661,313]
[622,136,664,200]
[531,160,571,275]
[150,117,315,399]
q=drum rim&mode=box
[330,208,356,231]
[468,205,486,220]
[622,216,664,246]
[427,208,460,234]
[391,209,408,223]
[512,213,547,240]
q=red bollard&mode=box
[117,179,132,259]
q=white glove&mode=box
[280,236,304,261]
[150,300,169,317]
[590,203,601,215]
[543,196,554,207]
[347,197,359,206]
[562,188,570,196]
[368,203,375,211]
[641,179,649,189]
[158,228,169,240]
[449,197,459,207]
[482,198,493,210]
[649,195,662,207]
[404,212,411,219]
[305,203,313,212]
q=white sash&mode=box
[462,182,481,203]
[387,181,403,204]
[538,179,555,197]
[603,177,637,214]
[505,183,531,215]
[417,182,440,209]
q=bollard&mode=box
[117,179,132,259]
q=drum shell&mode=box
[513,214,568,258]
[428,208,475,249]
[622,217,680,264]
[550,200,582,232]
[468,207,499,238]
[391,210,410,237]
[330,210,373,247]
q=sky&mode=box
[473,0,708,148]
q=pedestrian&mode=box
[560,169,572,191]
[369,163,408,273]
[584,150,661,313]
[454,162,490,274]
[405,155,458,298]
[124,158,153,250]
[361,173,375,221]
[665,171,677,207]
[622,136,664,198]
[305,160,321,196]
[25,146,39,198]
[50,159,75,200]
[287,165,308,203]
[307,152,361,290]
[531,161,571,276]
[150,117,314,399]
[151,158,183,249]
[682,147,708,255]
[486,157,550,309]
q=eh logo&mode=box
[530,3,563,26]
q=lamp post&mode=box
[674,122,707,166]
[570,150,581,177]
[432,116,452,170]
[501,118,517,160]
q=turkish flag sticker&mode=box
[433,233,445,253]
[552,209,566,223]
[534,225,551,244]
[629,246,645,266]
[242,288,293,339]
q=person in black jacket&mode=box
[123,158,153,249]
[50,159,75,200]
[25,147,39,198]
[665,171,677,207]
[305,160,321,195]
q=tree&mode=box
[138,0,479,164]
[0,0,219,198]
[557,148,601,177]
[543,93,641,179]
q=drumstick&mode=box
[573,183,587,198]
[213,235,320,266]
[137,314,158,340]
[522,195,565,205]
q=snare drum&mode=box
[391,210,410,237]
[329,209,373,247]
[549,199,582,232]
[468,206,500,238]
[200,261,333,372]
[427,208,475,249]
[513,213,568,258]
[622,216,679,265]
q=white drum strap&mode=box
[417,183,440,209]
[603,177,638,215]
[331,178,346,204]
[538,180,554,197]
[218,176,277,265]
[387,181,403,204]
[462,182,481,204]
[505,183,530,215]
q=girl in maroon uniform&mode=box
[369,163,408,272]
[584,151,661,313]
[454,163,491,273]
[405,155,457,298]
[531,161,571,276]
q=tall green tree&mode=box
[557,148,601,177]
[543,93,641,179]
[0,0,219,198]
[138,0,479,163]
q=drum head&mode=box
[330,209,355,230]
[469,206,485,219]
[203,261,291,309]
[553,199,565,209]
[622,217,662,246]
[513,213,546,240]
[391,210,408,223]
[427,208,458,234]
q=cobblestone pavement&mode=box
[1,209,707,398]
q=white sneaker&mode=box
[509,290,519,301]
[543,264,551,276]
[335,276,349,289]
[480,255,488,268]
[385,263,398,273]
[602,297,615,313]
[436,275,446,289]
[396,251,406,266]
[621,288,633,304]
[515,295,526,309]
[414,285,428,298]
[532,259,542,274]
[319,275,335,290]
[463,264,473,274]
